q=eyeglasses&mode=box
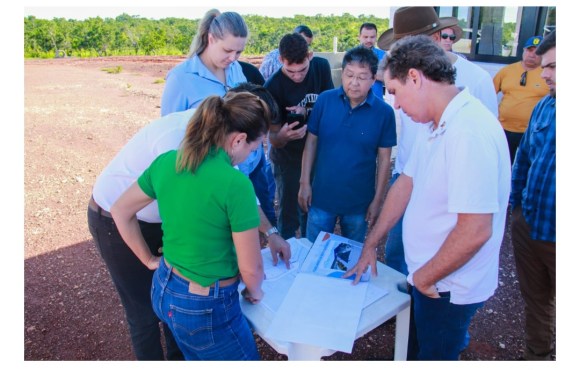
[441,33,457,41]
[343,73,373,83]
[520,71,528,86]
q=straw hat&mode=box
[378,7,462,50]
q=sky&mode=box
[22,0,559,21]
[23,0,393,20]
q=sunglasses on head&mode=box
[441,33,457,41]
[520,71,527,86]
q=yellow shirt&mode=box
[493,62,549,133]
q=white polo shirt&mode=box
[92,109,194,223]
[391,55,498,176]
[93,108,262,223]
[402,88,511,304]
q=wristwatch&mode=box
[265,226,279,238]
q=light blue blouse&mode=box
[160,55,262,175]
[161,55,247,116]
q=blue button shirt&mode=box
[510,95,556,242]
[259,49,282,81]
[161,55,246,116]
[308,87,396,214]
[371,47,386,98]
[160,55,262,175]
[237,147,263,176]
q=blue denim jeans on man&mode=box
[407,286,484,360]
[152,258,259,360]
[87,206,183,360]
[306,206,367,243]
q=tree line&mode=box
[24,13,390,58]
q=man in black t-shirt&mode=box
[265,33,334,240]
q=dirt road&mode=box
[24,57,528,361]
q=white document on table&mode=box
[265,272,368,354]
[260,276,296,313]
[262,238,308,281]
[242,238,311,313]
[364,282,389,307]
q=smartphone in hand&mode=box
[287,112,306,130]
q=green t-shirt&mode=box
[138,148,259,287]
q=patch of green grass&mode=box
[101,65,123,74]
[153,78,165,84]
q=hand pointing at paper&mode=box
[342,243,378,285]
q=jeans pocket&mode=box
[169,305,215,351]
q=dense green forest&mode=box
[24,13,390,58]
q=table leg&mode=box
[287,343,325,360]
[393,304,410,360]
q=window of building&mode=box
[436,6,555,64]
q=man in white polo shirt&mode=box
[345,35,511,360]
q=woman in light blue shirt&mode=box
[161,9,248,116]
[161,9,278,229]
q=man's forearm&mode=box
[363,173,412,250]
[373,147,392,201]
[300,133,317,185]
[257,206,272,234]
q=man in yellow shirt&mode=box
[494,35,549,163]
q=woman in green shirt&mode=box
[111,91,270,360]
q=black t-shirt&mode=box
[265,56,334,166]
[239,61,265,86]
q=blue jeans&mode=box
[306,206,367,243]
[152,258,259,360]
[272,161,307,239]
[384,173,409,275]
[407,286,484,360]
[249,151,277,225]
[87,206,183,360]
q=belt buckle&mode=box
[188,282,210,296]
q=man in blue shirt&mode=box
[358,23,386,98]
[298,46,396,243]
[510,30,556,361]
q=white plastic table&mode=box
[240,238,411,361]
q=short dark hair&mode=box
[279,33,309,65]
[342,46,379,76]
[359,22,378,34]
[294,25,313,39]
[536,30,556,56]
[229,82,280,124]
[386,35,456,85]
